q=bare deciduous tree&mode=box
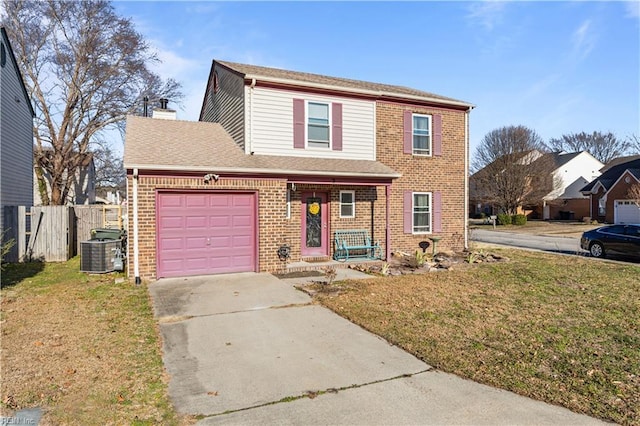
[93,146,126,192]
[627,180,640,206]
[544,131,630,164]
[471,125,560,215]
[626,134,640,154]
[1,0,182,205]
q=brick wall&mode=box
[126,175,389,280]
[588,172,638,224]
[376,101,468,254]
[126,174,288,281]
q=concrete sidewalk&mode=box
[149,272,605,425]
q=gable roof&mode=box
[601,155,640,172]
[123,115,400,180]
[1,27,35,117]
[580,158,640,194]
[202,60,473,115]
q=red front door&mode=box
[301,192,329,256]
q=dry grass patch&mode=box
[314,250,640,425]
[0,257,192,425]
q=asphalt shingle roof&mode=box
[580,158,640,193]
[123,115,400,179]
[216,60,473,107]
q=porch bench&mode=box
[333,230,382,261]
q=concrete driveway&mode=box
[150,272,605,425]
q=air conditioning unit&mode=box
[80,240,121,273]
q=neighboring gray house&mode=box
[1,27,35,232]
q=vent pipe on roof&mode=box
[159,98,168,109]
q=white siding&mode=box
[246,86,376,160]
[1,32,34,231]
[555,152,604,199]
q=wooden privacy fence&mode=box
[2,205,123,263]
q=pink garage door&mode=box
[156,192,257,278]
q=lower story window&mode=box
[339,190,355,218]
[413,192,431,233]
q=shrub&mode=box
[496,213,512,225]
[512,214,527,226]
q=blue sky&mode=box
[113,1,640,156]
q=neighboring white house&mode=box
[0,27,35,231]
[540,151,603,220]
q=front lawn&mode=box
[313,250,639,425]
[0,258,190,425]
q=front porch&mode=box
[280,177,393,266]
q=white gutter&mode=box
[124,164,402,179]
[243,74,476,109]
[132,168,141,285]
[464,110,469,249]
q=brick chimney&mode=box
[152,98,177,120]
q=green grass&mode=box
[315,250,640,425]
[1,257,188,425]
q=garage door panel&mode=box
[160,259,186,273]
[160,216,184,230]
[210,236,231,247]
[233,195,253,207]
[232,215,253,227]
[210,215,231,228]
[185,256,209,269]
[160,237,184,250]
[159,194,184,208]
[233,235,252,247]
[210,195,231,207]
[157,192,256,278]
[186,194,208,207]
[185,236,207,249]
[185,216,208,228]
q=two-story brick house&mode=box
[124,60,473,281]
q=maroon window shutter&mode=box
[403,110,412,154]
[293,99,305,149]
[332,103,343,151]
[403,191,413,234]
[433,191,442,232]
[433,114,442,156]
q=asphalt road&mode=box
[471,229,584,255]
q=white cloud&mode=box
[624,0,640,19]
[571,20,596,60]
[150,42,202,80]
[466,1,507,31]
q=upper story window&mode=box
[413,114,431,156]
[403,111,441,157]
[293,98,342,151]
[307,102,330,148]
[339,190,355,218]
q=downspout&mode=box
[133,168,141,285]
[386,185,391,261]
[464,109,470,249]
[248,78,256,154]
